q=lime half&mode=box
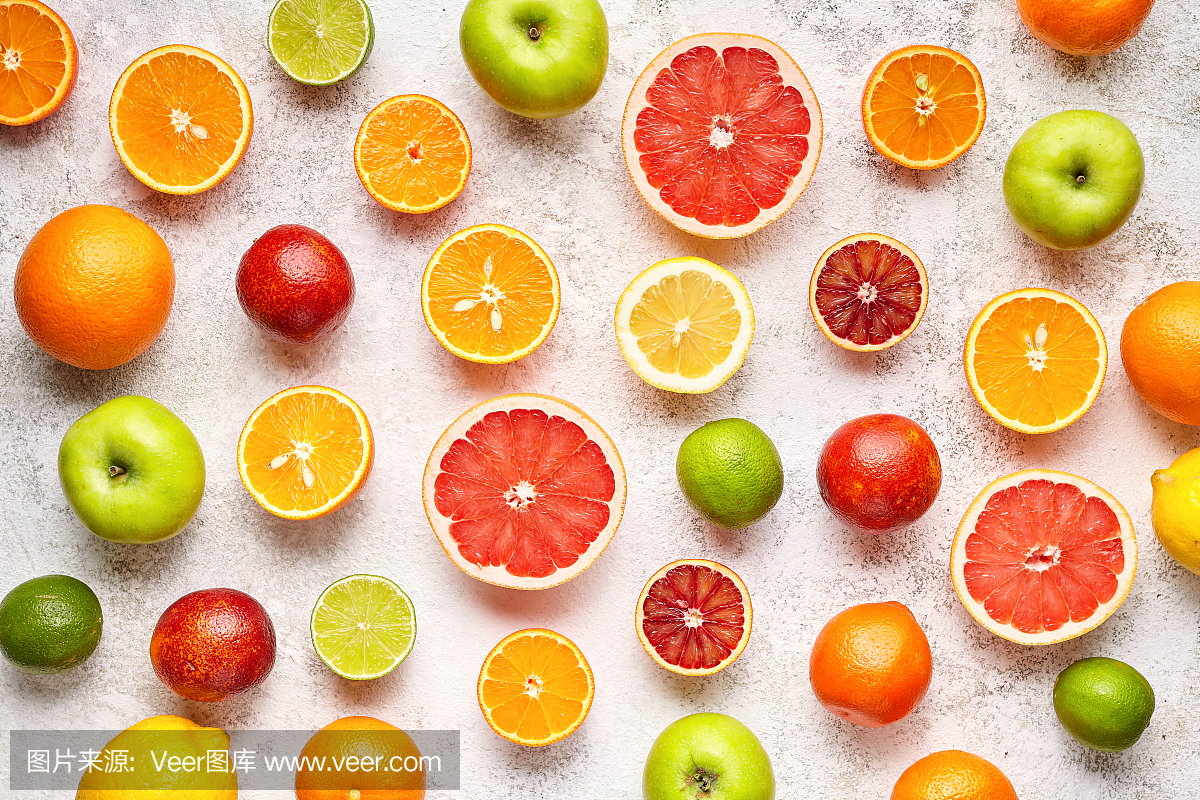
[311,574,415,680]
[268,0,375,86]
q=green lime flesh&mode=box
[1054,656,1155,752]
[311,574,415,680]
[269,0,375,86]
[0,575,103,674]
[677,419,784,530]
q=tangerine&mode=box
[1120,281,1200,426]
[14,204,174,370]
[809,601,932,727]
[1017,0,1154,56]
[891,750,1018,800]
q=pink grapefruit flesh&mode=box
[635,559,751,675]
[423,394,626,590]
[622,33,822,239]
[951,469,1136,645]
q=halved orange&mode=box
[862,45,985,170]
[0,0,77,126]
[477,628,594,747]
[109,45,253,195]
[237,386,374,520]
[422,224,559,363]
[354,94,471,213]
[964,288,1107,434]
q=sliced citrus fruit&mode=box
[238,385,374,520]
[951,469,1137,645]
[109,45,253,195]
[862,45,985,170]
[809,233,928,351]
[0,0,77,126]
[964,288,1107,434]
[635,559,751,676]
[268,0,374,86]
[422,224,559,364]
[422,393,626,590]
[622,32,822,238]
[477,628,594,746]
[354,94,470,213]
[311,574,415,680]
[614,257,754,393]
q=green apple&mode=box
[643,713,774,800]
[58,396,205,544]
[459,0,608,119]
[1003,110,1144,251]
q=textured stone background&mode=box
[3,0,1200,797]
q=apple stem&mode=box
[528,26,541,41]
[1076,174,1086,184]
[109,465,126,477]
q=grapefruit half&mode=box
[635,559,751,675]
[622,32,822,239]
[951,469,1137,645]
[422,394,626,590]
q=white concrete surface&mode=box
[3,0,1200,797]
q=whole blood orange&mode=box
[14,204,174,370]
[891,750,1018,800]
[236,224,355,345]
[295,716,425,800]
[1017,0,1154,56]
[150,588,276,703]
[622,32,821,239]
[809,601,932,728]
[816,414,941,535]
[1120,281,1200,425]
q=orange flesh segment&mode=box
[113,50,244,187]
[433,409,617,579]
[868,51,982,164]
[633,45,812,227]
[243,391,367,514]
[358,98,469,209]
[0,3,67,119]
[814,239,923,346]
[627,270,741,379]
[963,479,1124,635]
[427,229,555,358]
[971,296,1102,429]
[641,563,746,670]
[480,633,590,743]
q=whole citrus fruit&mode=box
[809,601,932,728]
[1054,656,1155,752]
[14,204,174,370]
[0,574,102,674]
[295,716,426,800]
[1017,0,1154,56]
[236,224,355,345]
[676,419,784,529]
[76,714,237,799]
[816,414,941,535]
[891,750,1017,800]
[1151,446,1200,574]
[150,588,276,702]
[1121,281,1200,425]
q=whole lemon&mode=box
[1151,447,1200,574]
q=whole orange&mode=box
[295,716,426,800]
[1017,0,1154,56]
[891,750,1018,800]
[14,204,174,370]
[1121,281,1200,426]
[809,601,932,727]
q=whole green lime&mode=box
[1053,656,1155,752]
[676,419,783,529]
[0,575,103,674]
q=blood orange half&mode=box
[951,469,1137,646]
[809,233,928,351]
[422,394,626,590]
[622,32,822,239]
[635,559,751,676]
